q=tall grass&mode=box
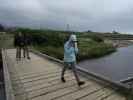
[33,38,116,61]
[11,28,116,61]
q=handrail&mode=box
[2,49,15,100]
[120,77,133,83]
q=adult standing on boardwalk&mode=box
[61,33,85,86]
[23,33,31,59]
[14,32,24,61]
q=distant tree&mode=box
[0,24,4,31]
[87,30,92,32]
[112,30,119,34]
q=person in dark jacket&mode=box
[23,33,31,59]
[14,32,24,60]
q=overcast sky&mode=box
[0,0,133,33]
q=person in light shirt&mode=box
[61,33,85,86]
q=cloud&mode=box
[0,0,133,33]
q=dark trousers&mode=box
[23,46,30,58]
[61,62,80,83]
[16,47,23,59]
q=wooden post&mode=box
[127,84,133,100]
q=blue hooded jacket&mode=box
[64,40,78,62]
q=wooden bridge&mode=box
[2,49,128,100]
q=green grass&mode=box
[77,40,116,61]
[34,39,116,62]
[34,45,64,60]
[0,34,14,49]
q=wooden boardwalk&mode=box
[4,49,126,100]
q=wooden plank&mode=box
[54,82,103,100]
[104,94,126,100]
[31,80,92,100]
[14,72,74,90]
[28,79,80,98]
[78,87,114,100]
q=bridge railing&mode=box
[2,49,29,100]
[2,49,15,100]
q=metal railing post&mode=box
[127,84,133,100]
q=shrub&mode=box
[90,35,103,42]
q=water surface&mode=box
[78,45,133,82]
